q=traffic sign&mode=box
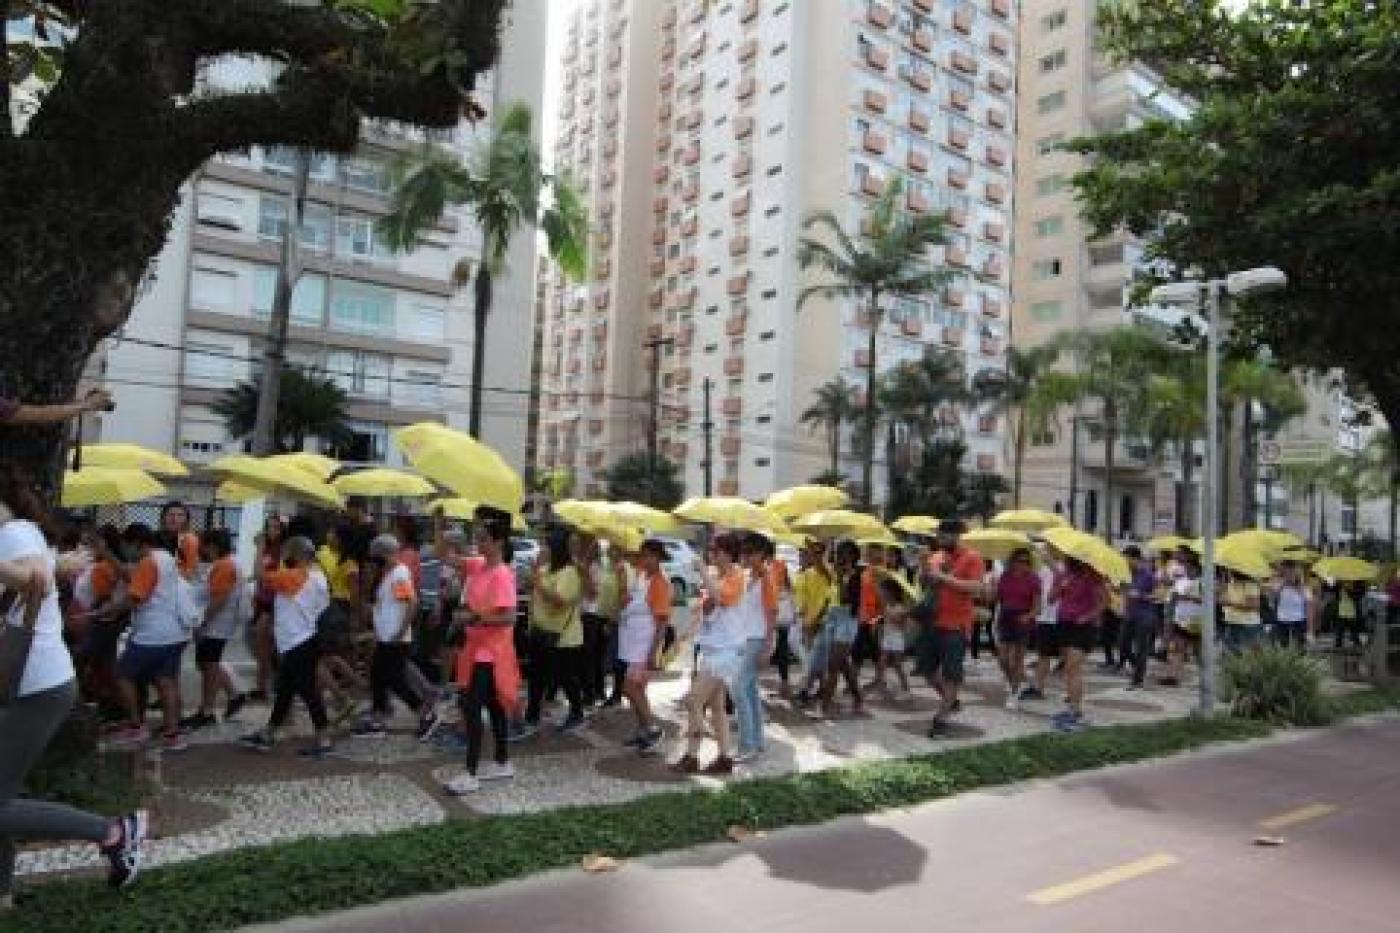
[1258,440,1282,466]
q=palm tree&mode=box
[1126,347,1206,534]
[1281,459,1332,547]
[1222,360,1306,527]
[216,368,351,455]
[380,102,588,437]
[878,350,968,516]
[799,377,859,480]
[1361,429,1398,558]
[797,177,956,510]
[1050,327,1163,540]
[972,344,1074,508]
[603,452,685,509]
[1323,452,1366,546]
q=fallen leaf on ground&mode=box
[581,853,622,873]
[1253,835,1286,847]
[726,825,766,843]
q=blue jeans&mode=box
[734,637,767,754]
[1222,623,1263,654]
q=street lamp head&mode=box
[1147,280,1206,305]
[1226,267,1287,298]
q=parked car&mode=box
[653,536,704,601]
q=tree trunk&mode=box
[829,419,841,478]
[1390,471,1398,561]
[1012,408,1026,508]
[1218,406,1233,536]
[884,420,898,520]
[1178,443,1195,535]
[468,266,494,438]
[862,289,881,512]
[251,151,311,456]
[1103,401,1116,541]
[1240,400,1257,527]
[1308,482,1317,547]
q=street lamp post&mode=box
[1151,267,1287,716]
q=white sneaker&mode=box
[1004,694,1020,712]
[733,748,760,764]
[443,773,481,796]
[477,760,515,782]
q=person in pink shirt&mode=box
[994,548,1042,709]
[438,507,521,796]
[1050,557,1107,732]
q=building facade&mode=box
[538,0,1017,503]
[1011,0,1191,538]
[98,5,548,493]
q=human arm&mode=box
[394,571,418,643]
[203,561,235,626]
[0,389,112,426]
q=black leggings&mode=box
[269,637,328,732]
[772,627,795,685]
[580,613,608,704]
[460,662,507,774]
[370,642,422,716]
[526,644,583,724]
[968,617,993,661]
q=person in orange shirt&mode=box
[616,540,672,753]
[181,529,247,732]
[853,543,886,683]
[925,520,986,736]
[160,501,200,581]
[79,525,128,715]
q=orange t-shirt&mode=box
[263,566,310,596]
[933,547,986,634]
[858,567,884,626]
[128,553,159,604]
[90,561,120,601]
[711,566,745,608]
[646,573,673,622]
[208,556,238,602]
[760,566,779,614]
[177,533,200,579]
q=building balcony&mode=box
[986,146,1007,167]
[653,195,668,213]
[718,479,739,496]
[950,88,971,111]
[987,107,1007,128]
[907,189,930,213]
[989,31,1009,57]
[649,288,664,309]
[948,206,967,227]
[652,227,666,245]
[680,217,698,237]
[678,255,697,274]
[948,168,969,189]
[724,355,745,376]
[731,192,751,217]
[732,154,753,178]
[741,0,759,23]
[901,316,922,337]
[976,453,997,472]
[942,326,965,347]
[863,130,888,154]
[654,165,669,183]
[948,127,970,150]
[721,435,742,456]
[864,89,888,113]
[681,145,700,165]
[722,397,743,416]
[983,221,1004,242]
[737,76,757,100]
[681,182,700,202]
[853,347,871,368]
[649,258,665,276]
[952,6,972,33]
[675,367,692,385]
[861,173,886,196]
[981,295,1003,317]
[912,28,934,52]
[909,108,931,132]
[867,2,892,29]
[907,149,929,173]
[946,247,969,268]
[986,181,1006,203]
[739,37,758,62]
[980,337,1001,357]
[725,310,748,333]
[734,116,755,139]
[729,235,750,256]
[951,50,977,74]
[903,66,932,91]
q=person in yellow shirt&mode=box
[315,523,366,723]
[793,540,834,705]
[1220,570,1263,653]
[521,527,585,738]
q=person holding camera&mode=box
[0,389,113,427]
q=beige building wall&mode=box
[1011,0,1189,538]
[541,0,1018,505]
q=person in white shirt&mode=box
[240,537,333,757]
[354,535,427,739]
[1163,552,1204,686]
[0,469,147,901]
[1271,561,1314,650]
[1026,551,1060,700]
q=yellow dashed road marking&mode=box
[1258,803,1338,831]
[1028,853,1180,905]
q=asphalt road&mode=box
[254,717,1400,933]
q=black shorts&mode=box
[1059,623,1099,653]
[926,629,967,684]
[195,637,228,665]
[1034,624,1059,656]
[853,623,881,664]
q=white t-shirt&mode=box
[130,549,188,647]
[1036,565,1058,624]
[1173,577,1203,625]
[1275,583,1309,624]
[0,520,75,697]
[272,568,329,653]
[696,569,746,651]
[373,563,416,644]
[737,571,768,641]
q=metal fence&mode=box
[58,502,245,534]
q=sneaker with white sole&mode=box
[1004,694,1020,712]
[101,810,148,888]
[477,760,515,782]
[443,773,481,796]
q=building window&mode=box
[1032,258,1063,280]
[329,282,395,335]
[195,193,244,230]
[757,372,773,382]
[1039,49,1067,73]
[1036,91,1067,114]
[326,350,391,399]
[257,198,332,251]
[1036,133,1065,155]
[1034,216,1065,237]
[761,288,777,299]
[252,268,326,325]
[335,214,394,262]
[1035,174,1067,196]
[395,366,444,408]
[337,156,391,195]
[1041,9,1068,32]
[405,303,447,342]
[1030,300,1063,322]
[755,457,771,467]
[1031,429,1056,446]
[184,339,238,388]
[190,267,237,312]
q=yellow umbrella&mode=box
[62,467,166,508]
[600,501,682,534]
[1277,545,1321,565]
[332,468,436,498]
[791,509,888,540]
[215,480,268,504]
[207,455,344,510]
[552,500,613,532]
[890,515,941,536]
[990,508,1068,532]
[267,452,341,481]
[1313,556,1379,583]
[1213,538,1274,580]
[393,423,523,515]
[428,497,528,531]
[763,484,848,520]
[79,443,189,477]
[674,497,789,534]
[770,531,812,548]
[961,528,1032,561]
[1041,526,1130,584]
[1147,534,1191,553]
[1219,529,1303,562]
[856,534,900,548]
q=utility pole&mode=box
[643,336,674,502]
[251,150,311,456]
[1068,413,1081,527]
[701,377,714,496]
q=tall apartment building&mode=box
[98,6,548,493]
[1011,0,1191,537]
[538,0,1017,503]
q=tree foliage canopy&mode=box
[214,368,351,456]
[603,453,685,511]
[1071,0,1400,448]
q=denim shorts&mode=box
[823,607,859,646]
[118,641,187,683]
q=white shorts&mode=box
[696,645,743,689]
[880,627,906,655]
